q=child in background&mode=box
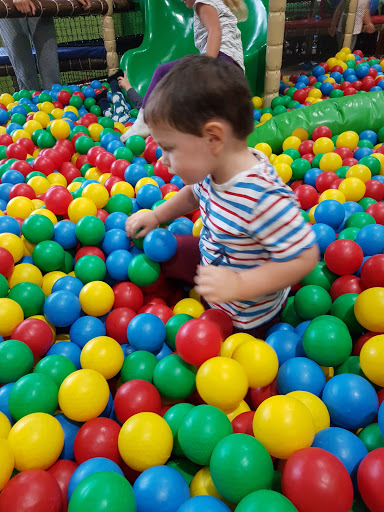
[122,0,248,141]
[329,0,375,51]
[125,55,319,337]
[96,70,143,124]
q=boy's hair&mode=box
[222,0,248,22]
[144,55,254,140]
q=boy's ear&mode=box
[202,121,226,153]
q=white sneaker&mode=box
[120,109,150,142]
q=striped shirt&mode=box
[337,0,369,34]
[192,149,316,329]
[193,0,245,71]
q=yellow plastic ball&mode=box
[287,391,330,433]
[64,106,78,116]
[0,93,14,107]
[68,197,97,223]
[22,236,35,257]
[30,208,58,225]
[81,336,124,380]
[319,153,342,172]
[59,369,109,422]
[327,57,339,69]
[336,131,359,150]
[192,217,203,237]
[321,366,334,380]
[79,281,115,317]
[260,113,272,124]
[34,111,50,128]
[291,128,309,141]
[82,183,110,208]
[341,46,351,54]
[84,167,102,181]
[323,77,336,84]
[275,154,293,165]
[111,181,135,198]
[8,413,64,471]
[28,176,50,195]
[232,340,279,388]
[360,334,384,386]
[68,182,82,193]
[225,400,251,422]
[274,163,292,183]
[173,298,205,318]
[71,152,80,164]
[114,122,125,133]
[8,263,43,288]
[12,129,31,142]
[47,173,67,187]
[51,108,64,119]
[372,153,384,173]
[196,357,249,411]
[282,136,301,152]
[0,233,24,263]
[269,154,277,164]
[346,164,372,183]
[118,412,173,472]
[88,123,104,142]
[0,412,11,439]
[252,96,263,109]
[6,197,34,220]
[254,143,272,158]
[190,467,225,500]
[189,288,201,302]
[312,98,323,104]
[31,199,45,209]
[308,88,322,99]
[50,119,70,140]
[41,101,54,113]
[98,173,112,185]
[220,332,256,358]
[355,288,384,332]
[338,177,366,202]
[42,271,66,297]
[335,51,347,62]
[319,189,346,203]
[252,395,315,459]
[0,439,14,490]
[164,191,178,200]
[313,137,334,155]
[135,177,159,194]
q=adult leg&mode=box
[0,19,40,90]
[29,17,61,89]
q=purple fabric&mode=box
[141,52,238,108]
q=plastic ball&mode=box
[0,233,24,262]
[58,369,109,422]
[276,357,326,396]
[68,197,97,223]
[354,287,384,331]
[236,490,298,512]
[8,413,64,471]
[32,240,65,272]
[178,496,231,512]
[153,353,196,399]
[114,379,161,423]
[118,412,173,471]
[8,373,58,420]
[173,298,204,318]
[73,417,121,465]
[44,291,81,327]
[175,318,222,366]
[80,336,124,379]
[33,354,76,387]
[324,239,363,275]
[360,334,384,386]
[252,395,315,459]
[79,281,114,317]
[143,228,177,262]
[69,315,106,349]
[314,199,345,228]
[358,448,384,512]
[0,298,24,337]
[0,438,13,491]
[287,391,330,433]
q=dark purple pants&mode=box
[142,52,239,108]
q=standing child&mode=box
[329,0,375,51]
[122,0,248,140]
[125,55,319,337]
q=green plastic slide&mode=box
[120,0,268,97]
[248,91,384,153]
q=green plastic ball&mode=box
[11,113,26,126]
[163,403,195,457]
[358,422,384,451]
[300,210,310,223]
[38,92,52,103]
[8,373,58,420]
[165,314,194,350]
[210,433,274,504]
[113,146,133,162]
[32,240,65,272]
[330,89,344,98]
[336,166,349,178]
[311,153,325,168]
[60,251,74,274]
[300,261,336,291]
[90,105,102,117]
[69,95,83,109]
[84,97,96,110]
[358,139,374,149]
[236,489,299,512]
[283,148,300,160]
[272,105,287,116]
[153,354,196,399]
[0,339,34,384]
[337,227,360,241]
[8,282,45,317]
[120,350,158,383]
[33,354,76,387]
[75,255,106,284]
[105,194,133,215]
[0,274,8,298]
[166,459,200,485]
[73,125,90,136]
[285,87,297,98]
[334,355,366,378]
[75,136,95,155]
[378,126,384,143]
[75,215,105,245]
[359,156,381,175]
[125,134,146,156]
[345,212,376,229]
[280,296,302,327]
[178,405,233,465]
[98,117,115,129]
[358,197,377,210]
[22,214,54,244]
[291,159,311,181]
[128,254,160,287]
[330,293,363,334]
[37,131,56,149]
[294,285,332,320]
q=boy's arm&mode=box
[196,3,222,58]
[125,185,199,238]
[363,6,375,32]
[194,245,319,303]
[329,0,344,36]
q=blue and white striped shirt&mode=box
[192,150,316,329]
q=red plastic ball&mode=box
[6,143,27,160]
[358,448,384,512]
[110,159,130,180]
[282,447,353,512]
[329,275,362,301]
[290,180,304,191]
[114,380,162,423]
[294,185,318,210]
[32,155,56,176]
[47,460,77,511]
[325,239,364,276]
[353,332,380,356]
[312,126,332,141]
[11,318,53,357]
[330,178,344,190]
[9,183,36,200]
[366,202,384,225]
[57,90,71,105]
[74,246,105,263]
[154,160,173,182]
[113,282,144,311]
[78,113,98,128]
[302,153,315,164]
[160,184,179,197]
[231,411,255,435]
[340,81,352,91]
[176,318,223,366]
[143,142,158,164]
[16,137,35,156]
[343,87,357,96]
[199,308,233,340]
[360,254,384,289]
[0,134,12,146]
[293,89,307,104]
[96,208,109,223]
[74,417,121,464]
[95,152,116,174]
[298,140,314,156]
[0,247,14,277]
[105,307,136,344]
[75,154,89,170]
[87,146,106,167]
[0,470,63,512]
[44,185,73,215]
[351,80,363,91]
[141,303,173,324]
[248,380,278,409]
[104,176,122,193]
[364,180,384,201]
[343,158,358,167]
[60,162,81,184]
[334,147,353,160]
[10,160,32,178]
[315,172,339,193]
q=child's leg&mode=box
[141,59,180,108]
[126,88,143,110]
[110,91,131,124]
[161,235,200,286]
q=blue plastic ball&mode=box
[313,65,325,78]
[133,465,190,512]
[276,357,326,396]
[265,330,303,365]
[297,75,309,85]
[104,211,128,231]
[47,342,81,369]
[69,316,106,349]
[0,215,21,236]
[355,224,384,256]
[136,184,162,209]
[0,383,14,422]
[55,413,81,461]
[356,65,369,79]
[43,291,81,327]
[170,176,184,189]
[83,87,96,99]
[354,147,373,160]
[330,71,342,83]
[102,228,130,254]
[127,313,166,352]
[152,176,166,188]
[1,170,24,185]
[360,130,378,145]
[295,320,311,337]
[124,164,147,186]
[0,109,9,125]
[322,374,378,430]
[304,167,322,187]
[266,322,295,337]
[167,218,193,235]
[53,220,78,249]
[343,201,364,215]
[143,228,177,263]
[132,156,147,165]
[311,223,336,255]
[100,133,119,149]
[52,276,83,297]
[178,496,231,512]
[154,342,173,361]
[378,401,384,437]
[91,80,102,90]
[314,199,345,229]
[106,249,133,281]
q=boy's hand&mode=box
[78,0,91,9]
[125,210,159,238]
[328,26,336,37]
[365,22,375,33]
[118,72,132,91]
[13,0,36,14]
[194,265,242,303]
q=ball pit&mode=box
[1,66,384,512]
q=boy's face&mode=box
[183,0,196,8]
[149,122,215,185]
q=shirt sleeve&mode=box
[192,181,203,201]
[247,185,317,262]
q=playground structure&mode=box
[0,0,383,103]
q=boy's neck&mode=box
[211,140,258,185]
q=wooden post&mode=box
[102,0,119,75]
[264,0,287,107]
[343,0,358,48]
